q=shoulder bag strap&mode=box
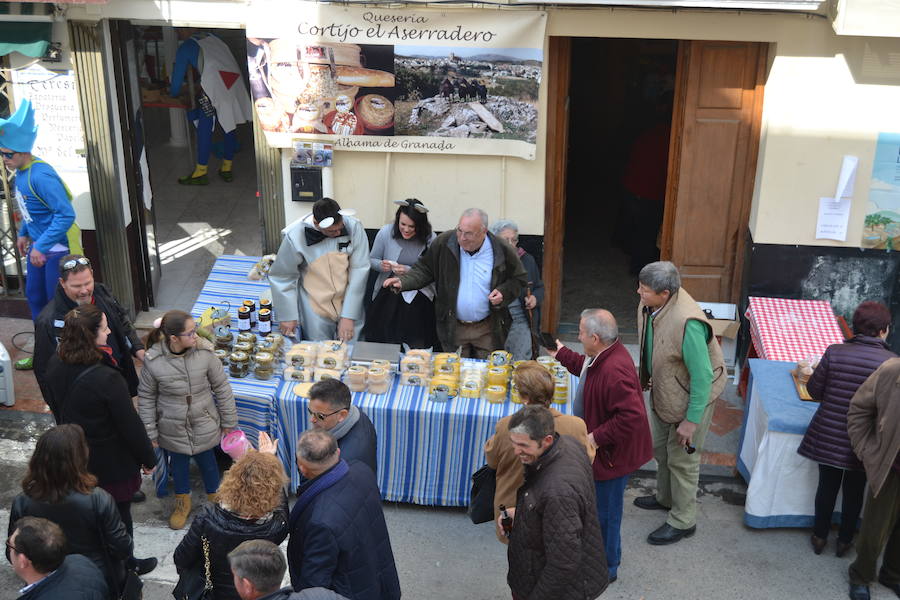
[201,535,213,592]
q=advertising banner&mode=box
[861,132,900,249]
[246,2,546,159]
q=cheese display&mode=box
[489,350,512,367]
[283,366,314,383]
[346,365,368,392]
[314,368,343,382]
[287,342,318,367]
[484,385,507,404]
[367,367,390,394]
[400,372,428,387]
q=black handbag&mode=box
[93,499,142,600]
[172,536,213,600]
[467,464,497,524]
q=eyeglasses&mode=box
[6,540,18,555]
[307,406,344,421]
[0,151,16,160]
[176,328,198,338]
[61,257,91,272]
[456,228,481,239]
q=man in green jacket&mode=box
[632,261,726,545]
[383,208,527,357]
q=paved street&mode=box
[0,410,892,600]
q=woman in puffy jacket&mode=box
[174,446,289,600]
[798,301,895,557]
[9,424,133,599]
[138,309,237,530]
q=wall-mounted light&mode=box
[42,42,62,63]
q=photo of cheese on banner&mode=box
[246,38,396,135]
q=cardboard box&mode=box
[699,302,739,368]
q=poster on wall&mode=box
[246,2,546,159]
[861,132,900,250]
[10,64,87,173]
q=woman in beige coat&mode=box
[484,361,595,543]
[138,309,237,530]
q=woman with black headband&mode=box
[362,198,439,349]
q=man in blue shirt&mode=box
[0,100,77,334]
[384,208,527,358]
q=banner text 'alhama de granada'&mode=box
[246,2,546,159]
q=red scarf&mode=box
[99,345,118,367]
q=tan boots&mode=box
[169,492,219,530]
[169,494,192,530]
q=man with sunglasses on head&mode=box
[304,379,376,476]
[33,255,146,412]
[0,100,79,341]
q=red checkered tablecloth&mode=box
[745,297,844,362]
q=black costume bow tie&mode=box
[304,226,346,246]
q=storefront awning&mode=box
[514,0,823,9]
[0,22,50,58]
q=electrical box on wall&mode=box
[290,166,323,203]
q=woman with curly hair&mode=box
[173,438,288,600]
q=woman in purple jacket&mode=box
[798,301,895,557]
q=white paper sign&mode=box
[816,197,852,241]
[816,155,858,241]
[10,65,87,173]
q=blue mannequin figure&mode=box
[170,30,252,185]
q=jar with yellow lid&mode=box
[233,341,254,355]
[254,352,275,380]
[228,351,250,378]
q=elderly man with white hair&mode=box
[489,219,544,361]
[385,208,527,358]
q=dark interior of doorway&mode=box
[139,26,260,312]
[560,38,676,336]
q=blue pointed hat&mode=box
[0,99,38,153]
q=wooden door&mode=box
[661,40,767,302]
[541,37,571,333]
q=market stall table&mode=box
[275,367,577,506]
[737,359,841,528]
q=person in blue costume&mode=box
[170,29,252,185]
[0,100,78,338]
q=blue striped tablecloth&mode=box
[275,365,577,507]
[190,254,275,323]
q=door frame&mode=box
[542,36,767,332]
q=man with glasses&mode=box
[384,208,527,358]
[305,379,376,476]
[33,255,146,412]
[0,100,80,335]
[8,516,108,599]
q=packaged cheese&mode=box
[283,366,314,383]
[484,385,507,404]
[487,366,511,387]
[400,372,428,387]
[346,365,368,392]
[489,350,512,367]
[400,354,429,374]
[314,368,344,382]
[287,343,318,367]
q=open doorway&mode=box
[136,26,261,311]
[560,38,676,335]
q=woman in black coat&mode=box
[797,301,896,557]
[174,446,289,600]
[44,304,157,574]
[9,425,133,600]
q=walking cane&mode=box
[525,281,538,359]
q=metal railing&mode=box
[0,58,25,298]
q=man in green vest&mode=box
[633,261,726,545]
